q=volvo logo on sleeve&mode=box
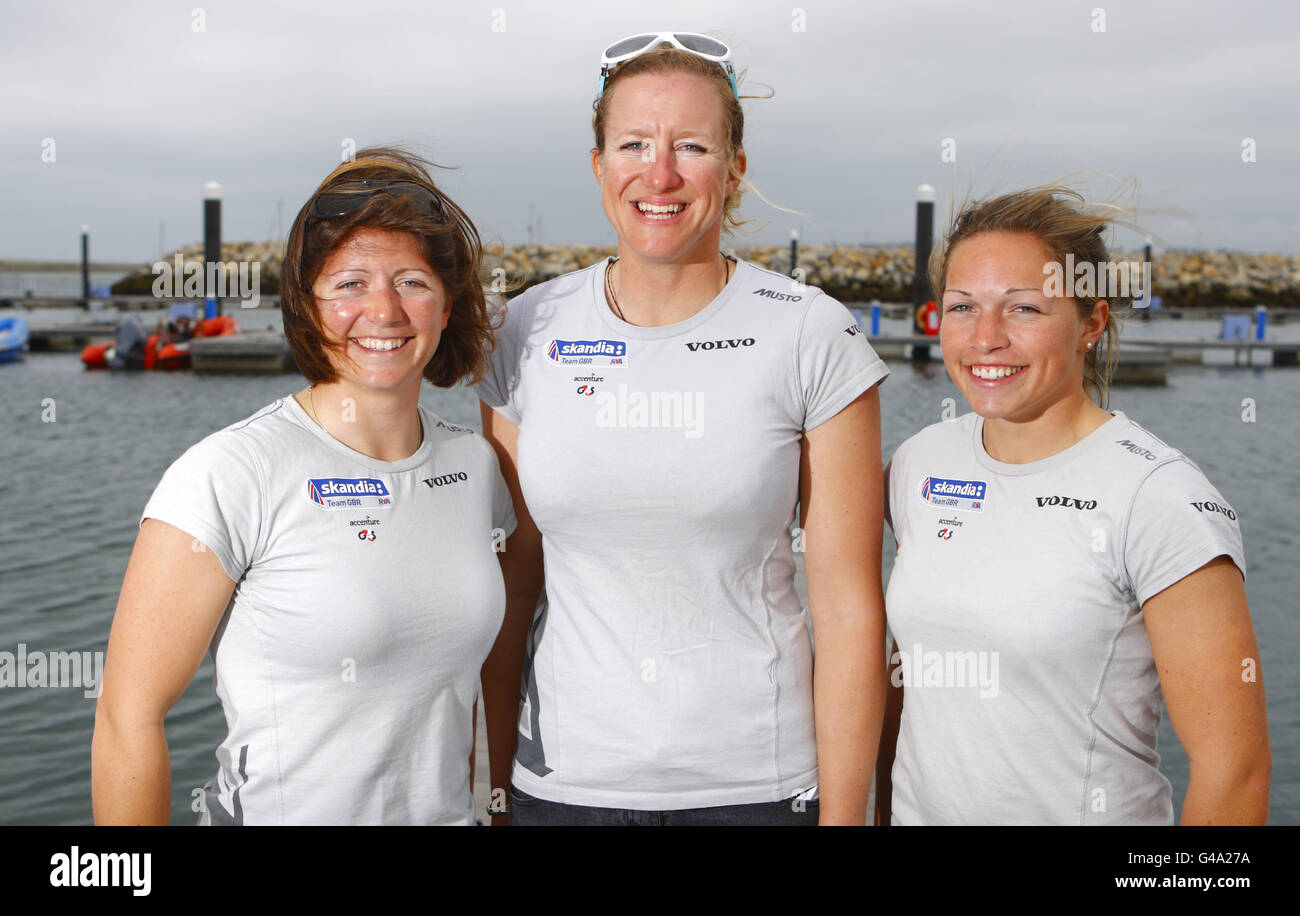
[684,337,755,352]
[919,476,987,512]
[307,478,393,510]
[547,339,627,367]
[1190,500,1236,520]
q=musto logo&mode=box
[920,476,987,512]
[308,477,393,510]
[547,339,628,367]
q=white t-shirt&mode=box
[476,258,889,809]
[884,411,1245,825]
[141,396,517,825]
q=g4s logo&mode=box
[357,529,377,542]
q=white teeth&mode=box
[636,201,684,218]
[353,337,409,352]
[971,365,1024,380]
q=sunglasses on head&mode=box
[597,31,737,99]
[306,178,445,227]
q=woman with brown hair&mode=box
[478,34,889,825]
[876,186,1271,825]
[92,148,516,824]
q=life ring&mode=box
[915,300,940,336]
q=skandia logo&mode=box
[547,338,628,367]
[684,337,755,352]
[308,477,394,511]
[919,476,987,512]
[752,288,802,302]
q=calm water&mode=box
[1,320,1296,824]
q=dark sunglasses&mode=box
[306,178,445,226]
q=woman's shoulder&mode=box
[500,260,607,324]
[734,258,833,311]
[421,408,500,464]
[180,397,300,467]
[1102,411,1187,468]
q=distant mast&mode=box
[80,224,90,306]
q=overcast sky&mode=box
[3,0,1297,262]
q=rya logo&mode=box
[684,337,755,352]
[752,288,802,302]
[1190,500,1236,520]
[1034,496,1098,510]
[423,472,468,488]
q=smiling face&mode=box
[311,227,450,395]
[939,230,1106,426]
[591,69,744,264]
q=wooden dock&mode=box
[189,331,297,374]
[24,322,118,352]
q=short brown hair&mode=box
[930,185,1133,407]
[592,46,748,234]
[281,146,495,387]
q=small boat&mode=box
[0,315,29,362]
[81,307,238,370]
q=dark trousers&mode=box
[509,785,819,826]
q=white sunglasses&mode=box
[597,31,738,98]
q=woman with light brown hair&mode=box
[93,148,516,824]
[478,33,889,825]
[876,185,1271,825]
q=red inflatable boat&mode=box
[82,314,238,370]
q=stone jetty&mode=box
[111,241,1300,309]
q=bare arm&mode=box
[1143,555,1270,824]
[479,402,545,825]
[875,638,903,825]
[800,388,887,825]
[91,519,235,824]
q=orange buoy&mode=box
[81,342,111,368]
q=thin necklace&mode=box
[605,253,733,324]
